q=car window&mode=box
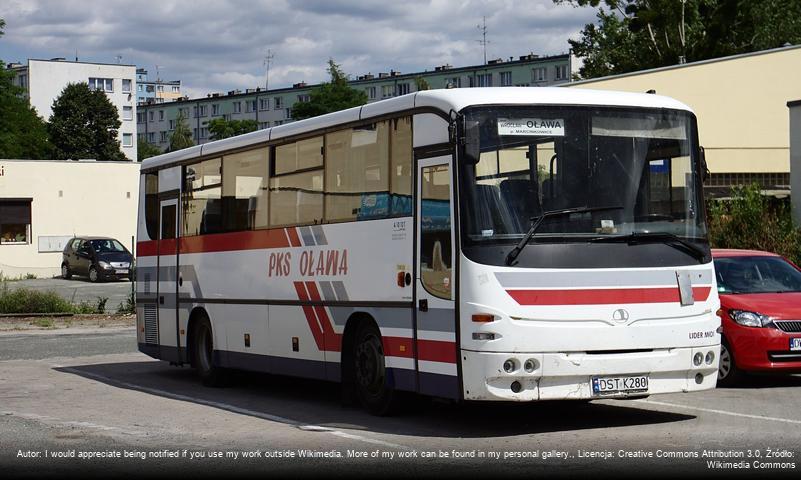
[70,239,82,250]
[89,239,127,253]
[714,256,801,294]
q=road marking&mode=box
[60,367,411,450]
[629,399,801,425]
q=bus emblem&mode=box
[612,309,630,323]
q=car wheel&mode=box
[717,340,742,387]
[88,266,100,283]
[61,263,72,280]
[353,322,398,415]
[192,316,227,387]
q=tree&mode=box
[169,110,194,152]
[137,138,162,161]
[291,59,367,120]
[208,118,258,141]
[0,19,52,159]
[47,83,126,161]
[556,0,801,79]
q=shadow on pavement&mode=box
[56,360,695,439]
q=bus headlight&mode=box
[705,351,715,365]
[693,352,703,366]
[503,359,517,373]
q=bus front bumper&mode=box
[461,346,719,401]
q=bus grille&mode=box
[774,321,801,333]
[144,304,158,344]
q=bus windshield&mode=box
[459,106,707,260]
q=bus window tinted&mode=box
[183,158,222,236]
[222,148,269,231]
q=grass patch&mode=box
[0,283,110,314]
[33,318,55,328]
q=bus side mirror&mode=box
[463,121,480,165]
[700,146,709,182]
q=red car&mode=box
[713,249,801,386]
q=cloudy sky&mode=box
[0,0,597,98]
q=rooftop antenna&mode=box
[115,54,123,64]
[155,65,162,82]
[263,49,275,91]
[75,49,78,62]
[476,16,490,65]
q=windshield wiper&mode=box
[589,231,707,262]
[504,205,623,266]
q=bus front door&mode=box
[157,197,180,362]
[415,156,460,399]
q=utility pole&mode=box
[263,49,275,91]
[476,16,490,65]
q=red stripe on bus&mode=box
[137,240,158,257]
[294,281,325,350]
[286,228,302,247]
[383,336,414,358]
[137,229,292,257]
[417,339,457,364]
[305,281,342,352]
[506,287,712,305]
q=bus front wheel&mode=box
[192,316,227,387]
[352,323,397,415]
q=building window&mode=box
[445,77,461,88]
[555,64,568,80]
[396,83,410,96]
[159,110,164,121]
[137,112,145,123]
[0,200,32,244]
[274,97,283,109]
[285,107,292,119]
[147,132,155,143]
[18,74,28,88]
[169,119,176,130]
[246,100,257,112]
[297,94,310,103]
[199,105,208,117]
[532,67,547,83]
[89,77,114,92]
[200,127,209,139]
[212,104,220,116]
[122,79,132,93]
[138,85,143,92]
[172,86,180,93]
[233,102,242,114]
[148,111,154,122]
[123,106,133,121]
[477,73,492,87]
[259,122,269,129]
[123,133,133,147]
[366,87,376,99]
[157,85,164,92]
[381,85,393,98]
[259,98,269,110]
[146,85,155,93]
[499,71,512,86]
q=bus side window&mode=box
[390,116,413,216]
[222,147,270,231]
[144,173,159,241]
[270,136,324,227]
[182,158,222,236]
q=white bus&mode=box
[136,88,721,414]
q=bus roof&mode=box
[142,87,693,171]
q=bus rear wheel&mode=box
[352,323,397,415]
[192,317,227,387]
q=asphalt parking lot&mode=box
[3,278,134,312]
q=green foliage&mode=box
[557,0,801,79]
[169,109,194,152]
[0,62,52,159]
[137,138,162,161]
[208,118,258,140]
[291,59,367,120]
[415,76,431,91]
[707,184,801,265]
[47,82,126,161]
[0,283,75,313]
[117,291,135,314]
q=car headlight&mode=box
[98,261,111,269]
[729,310,772,328]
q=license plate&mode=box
[592,375,649,395]
[791,338,801,351]
[115,269,128,274]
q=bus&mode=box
[136,87,721,415]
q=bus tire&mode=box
[191,315,227,387]
[352,322,397,415]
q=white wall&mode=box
[0,160,140,278]
[27,60,138,161]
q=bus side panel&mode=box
[136,174,160,358]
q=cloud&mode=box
[0,0,596,96]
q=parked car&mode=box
[713,249,801,386]
[62,237,133,282]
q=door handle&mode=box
[418,299,428,312]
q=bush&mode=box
[0,283,75,314]
[117,291,135,314]
[707,184,801,264]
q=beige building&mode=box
[0,160,140,278]
[568,45,801,196]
